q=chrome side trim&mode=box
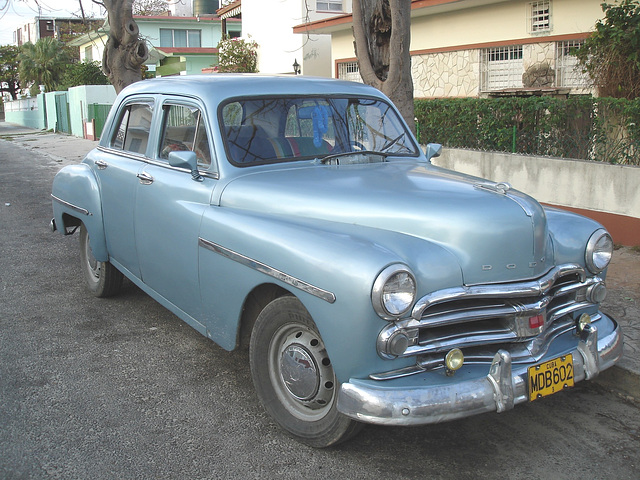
[51,194,92,216]
[198,237,336,304]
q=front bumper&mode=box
[337,314,623,426]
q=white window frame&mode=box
[529,1,552,34]
[337,61,362,83]
[556,40,589,88]
[317,0,343,12]
[481,46,524,91]
[159,28,202,48]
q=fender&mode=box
[545,206,604,270]
[51,163,108,261]
[197,207,464,382]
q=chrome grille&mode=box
[374,264,604,380]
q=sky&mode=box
[0,0,105,46]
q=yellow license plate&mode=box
[528,354,574,401]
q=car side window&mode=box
[111,102,154,155]
[159,104,211,168]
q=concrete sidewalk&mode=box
[1,121,638,400]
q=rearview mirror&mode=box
[168,151,203,182]
[424,143,442,162]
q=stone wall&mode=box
[412,49,479,98]
[412,42,593,98]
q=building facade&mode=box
[238,0,348,76]
[72,15,241,77]
[296,0,603,97]
[13,17,104,47]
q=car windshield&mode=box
[220,96,418,166]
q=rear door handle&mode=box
[137,172,154,185]
[95,160,108,170]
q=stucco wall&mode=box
[410,0,603,51]
[4,95,45,130]
[433,148,640,245]
[68,85,117,138]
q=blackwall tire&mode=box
[79,224,123,298]
[249,296,362,447]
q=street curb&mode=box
[594,365,640,402]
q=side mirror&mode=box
[424,143,442,162]
[168,150,203,182]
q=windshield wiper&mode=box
[319,151,388,165]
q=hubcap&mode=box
[270,322,336,420]
[281,344,318,400]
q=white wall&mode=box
[242,0,334,76]
[433,148,640,222]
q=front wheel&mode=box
[79,224,123,297]
[249,296,362,447]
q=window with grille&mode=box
[337,61,362,83]
[529,1,551,33]
[317,1,342,12]
[556,40,589,87]
[482,46,524,91]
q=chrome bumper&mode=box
[337,316,623,426]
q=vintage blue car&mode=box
[51,75,623,447]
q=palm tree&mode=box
[18,37,70,93]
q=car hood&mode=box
[220,162,552,285]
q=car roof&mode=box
[119,74,384,104]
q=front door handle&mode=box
[137,172,154,185]
[95,160,108,170]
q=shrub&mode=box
[414,96,640,165]
[215,37,258,73]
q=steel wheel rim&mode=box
[269,322,336,421]
[84,235,100,280]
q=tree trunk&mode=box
[352,0,415,134]
[102,0,149,94]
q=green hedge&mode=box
[414,96,640,165]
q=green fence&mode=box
[87,103,113,140]
[414,96,640,165]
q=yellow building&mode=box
[296,0,604,98]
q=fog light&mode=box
[388,332,410,357]
[577,313,592,333]
[445,348,464,376]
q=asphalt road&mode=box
[1,137,639,479]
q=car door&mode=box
[93,99,155,279]
[133,100,217,323]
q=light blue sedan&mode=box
[51,75,622,447]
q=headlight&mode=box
[585,229,613,274]
[372,264,417,320]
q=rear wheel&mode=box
[249,296,362,447]
[79,224,123,297]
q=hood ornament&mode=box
[474,181,512,195]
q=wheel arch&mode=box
[236,283,291,349]
[51,163,108,261]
